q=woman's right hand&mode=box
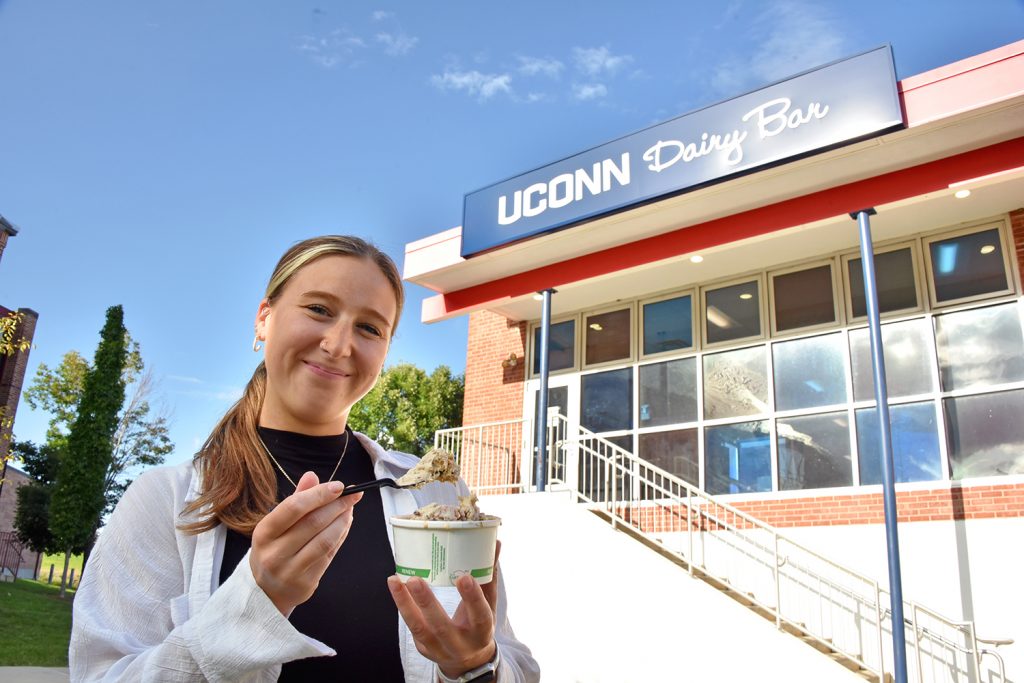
[249,471,363,615]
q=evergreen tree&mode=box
[49,305,128,597]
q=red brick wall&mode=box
[0,308,39,461]
[1011,207,1024,278]
[463,310,527,426]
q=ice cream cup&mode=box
[391,516,501,586]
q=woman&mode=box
[70,236,539,682]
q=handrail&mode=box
[435,415,1012,683]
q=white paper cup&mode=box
[391,515,501,586]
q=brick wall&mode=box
[0,466,44,578]
[463,310,527,426]
[0,308,39,461]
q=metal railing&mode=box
[0,531,24,581]
[437,414,1012,683]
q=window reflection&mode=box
[585,308,631,365]
[928,228,1008,303]
[581,368,633,433]
[856,402,942,485]
[706,421,771,494]
[704,346,768,419]
[643,295,693,355]
[578,433,633,503]
[944,389,1024,479]
[934,304,1024,392]
[773,333,846,411]
[705,280,761,344]
[532,320,575,374]
[848,248,918,318]
[850,319,933,401]
[639,358,697,427]
[639,429,698,487]
[777,413,852,490]
[772,265,836,331]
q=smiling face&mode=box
[255,254,398,435]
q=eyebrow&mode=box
[299,290,393,329]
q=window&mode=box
[639,429,699,487]
[849,319,934,401]
[642,293,693,356]
[581,368,633,432]
[944,389,1024,479]
[705,421,771,494]
[773,333,847,411]
[925,227,1012,305]
[934,303,1024,392]
[703,345,768,420]
[703,279,762,345]
[584,307,632,366]
[845,246,919,319]
[771,263,837,333]
[531,319,576,375]
[855,402,942,484]
[778,412,853,490]
[639,357,697,427]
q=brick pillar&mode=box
[1011,208,1024,278]
[0,308,39,460]
[463,310,527,426]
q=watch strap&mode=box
[436,646,500,683]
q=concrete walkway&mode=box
[0,668,69,682]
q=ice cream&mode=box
[396,448,460,489]
[411,494,483,521]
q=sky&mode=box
[1,0,1022,469]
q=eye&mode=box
[305,304,331,316]
[359,322,384,338]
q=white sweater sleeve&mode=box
[69,468,331,682]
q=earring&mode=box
[253,335,263,352]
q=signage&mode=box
[461,45,902,257]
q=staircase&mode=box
[435,416,1011,683]
[0,531,24,582]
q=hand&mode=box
[249,471,363,615]
[387,541,503,678]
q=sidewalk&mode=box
[0,668,69,682]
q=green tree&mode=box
[50,306,128,597]
[11,440,62,557]
[348,363,464,455]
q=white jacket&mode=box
[70,433,540,682]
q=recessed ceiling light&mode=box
[690,255,704,263]
[532,293,544,301]
[980,245,996,255]
[739,293,753,300]
[954,189,971,199]
[589,323,603,331]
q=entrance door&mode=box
[523,375,579,489]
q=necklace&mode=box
[257,429,351,490]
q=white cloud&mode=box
[572,46,632,77]
[297,28,367,68]
[572,83,608,101]
[431,69,513,101]
[376,31,418,56]
[517,55,564,78]
[168,375,202,384]
[371,10,394,21]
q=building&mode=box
[405,41,1024,680]
[0,214,42,580]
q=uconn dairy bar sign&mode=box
[461,46,902,257]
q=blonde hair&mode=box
[180,236,404,535]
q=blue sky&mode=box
[1,0,1021,468]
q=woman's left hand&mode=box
[387,541,501,678]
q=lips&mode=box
[303,361,351,379]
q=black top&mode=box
[219,427,405,682]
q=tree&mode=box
[50,305,128,597]
[348,363,464,455]
[11,440,62,556]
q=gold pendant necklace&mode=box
[257,429,351,490]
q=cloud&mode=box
[572,83,608,101]
[572,46,633,77]
[376,31,418,56]
[371,10,394,21]
[517,55,564,78]
[711,1,846,94]
[175,388,244,403]
[168,375,202,384]
[431,69,513,101]
[297,28,367,68]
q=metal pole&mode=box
[853,208,908,683]
[534,288,554,491]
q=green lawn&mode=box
[0,579,75,666]
[40,552,84,586]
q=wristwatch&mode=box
[436,648,500,683]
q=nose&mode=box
[320,321,355,358]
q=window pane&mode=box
[855,402,942,485]
[577,434,632,503]
[532,320,575,374]
[643,295,693,355]
[848,248,918,318]
[585,308,631,365]
[581,368,633,432]
[705,421,771,494]
[773,333,847,411]
[934,304,1024,392]
[773,265,836,331]
[703,346,768,419]
[929,229,1008,302]
[850,319,933,401]
[639,429,698,487]
[778,413,852,490]
[639,357,697,427]
[944,389,1024,479]
[706,280,760,344]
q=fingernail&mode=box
[328,481,344,494]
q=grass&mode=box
[41,552,84,586]
[0,578,75,666]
